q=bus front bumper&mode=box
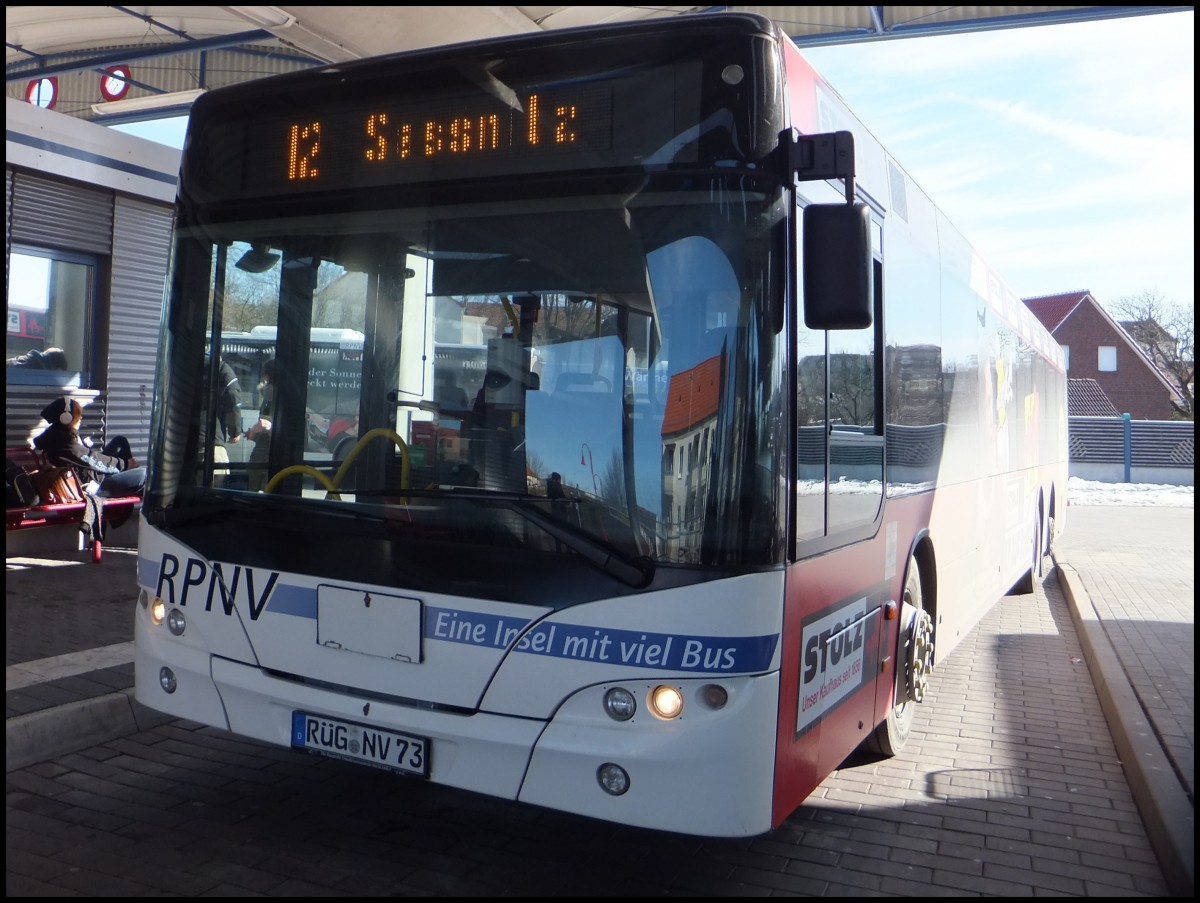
[136,614,779,836]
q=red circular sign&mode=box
[25,77,57,109]
[100,65,131,101]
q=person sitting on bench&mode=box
[32,397,146,498]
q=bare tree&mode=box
[221,267,280,333]
[1111,289,1194,420]
[828,352,874,427]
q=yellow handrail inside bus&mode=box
[264,465,339,496]
[263,427,409,499]
[331,428,409,491]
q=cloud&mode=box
[968,97,1191,178]
[801,11,1195,307]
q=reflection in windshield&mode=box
[165,179,785,569]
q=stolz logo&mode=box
[796,587,883,735]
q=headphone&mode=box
[59,396,74,425]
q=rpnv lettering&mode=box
[156,553,279,620]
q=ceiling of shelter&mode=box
[6,5,1191,124]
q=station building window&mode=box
[5,246,97,387]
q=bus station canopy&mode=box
[6,5,1186,125]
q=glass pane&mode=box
[827,297,882,533]
[796,324,826,543]
[6,251,91,378]
[162,176,786,569]
[827,434,883,533]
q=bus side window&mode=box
[796,208,884,545]
[826,257,884,534]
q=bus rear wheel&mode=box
[1009,505,1045,595]
[867,557,932,757]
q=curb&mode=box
[5,688,173,774]
[1054,559,1195,897]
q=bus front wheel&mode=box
[867,556,932,757]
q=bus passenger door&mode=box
[790,203,886,780]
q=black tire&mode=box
[1034,510,1046,581]
[1008,507,1044,595]
[866,557,928,757]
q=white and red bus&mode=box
[135,12,1067,836]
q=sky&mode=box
[801,9,1195,313]
[113,9,1195,315]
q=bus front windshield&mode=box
[154,176,787,576]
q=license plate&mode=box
[291,711,429,777]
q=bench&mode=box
[6,446,141,563]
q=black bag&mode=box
[6,457,39,508]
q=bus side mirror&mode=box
[803,203,873,330]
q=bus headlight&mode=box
[150,597,166,626]
[649,685,684,720]
[159,667,177,693]
[603,687,636,721]
[166,607,187,636]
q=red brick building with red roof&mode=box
[661,355,723,438]
[1023,291,1183,420]
[659,353,725,561]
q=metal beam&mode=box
[5,30,284,82]
[787,5,1191,46]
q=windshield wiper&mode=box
[512,498,656,589]
[425,488,655,588]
